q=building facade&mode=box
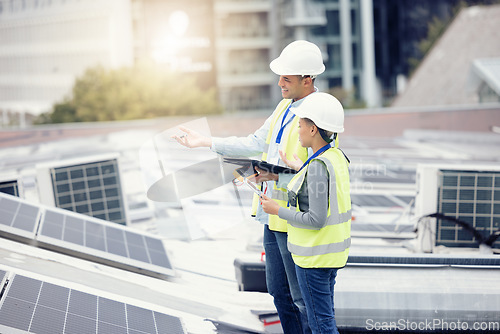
[3,0,495,120]
[131,0,216,90]
[213,0,378,111]
[0,0,133,124]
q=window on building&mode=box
[352,43,359,69]
[350,9,358,36]
[353,75,360,99]
[328,44,342,71]
[327,10,340,36]
[329,77,342,89]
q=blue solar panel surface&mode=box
[39,208,173,275]
[0,193,173,278]
[0,194,40,235]
[0,273,186,334]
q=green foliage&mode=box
[418,16,449,58]
[408,14,450,75]
[36,64,222,124]
[33,99,78,124]
[408,0,500,75]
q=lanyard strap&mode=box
[275,104,295,144]
[299,143,331,172]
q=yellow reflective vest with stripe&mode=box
[251,99,308,232]
[286,147,351,268]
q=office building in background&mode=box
[1,0,498,121]
[210,0,379,110]
[0,0,133,124]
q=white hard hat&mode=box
[270,40,325,76]
[293,92,344,133]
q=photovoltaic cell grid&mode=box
[39,208,173,275]
[0,193,174,278]
[0,194,40,236]
[0,274,186,334]
[437,170,500,248]
[0,180,19,197]
[50,159,127,225]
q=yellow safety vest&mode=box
[251,99,308,232]
[286,147,351,268]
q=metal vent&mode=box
[436,170,500,248]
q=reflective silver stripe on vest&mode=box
[271,188,289,202]
[287,209,352,230]
[288,238,351,257]
[326,209,351,226]
[262,143,270,153]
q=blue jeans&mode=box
[263,225,311,334]
[295,266,339,334]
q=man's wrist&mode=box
[202,136,213,148]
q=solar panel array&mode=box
[437,170,500,248]
[0,192,174,279]
[0,194,40,240]
[0,272,186,334]
[38,208,173,277]
[0,180,19,197]
[50,159,127,225]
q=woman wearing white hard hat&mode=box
[261,92,351,334]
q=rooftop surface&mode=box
[1,106,500,333]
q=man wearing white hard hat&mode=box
[261,92,351,334]
[174,40,325,333]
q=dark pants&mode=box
[296,266,339,334]
[263,225,311,334]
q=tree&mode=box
[36,64,222,124]
[408,0,500,74]
[33,99,78,124]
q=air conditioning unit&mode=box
[36,153,129,225]
[415,163,500,253]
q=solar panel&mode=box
[436,170,500,248]
[0,272,186,334]
[37,207,174,278]
[0,180,19,197]
[0,192,41,240]
[0,192,174,279]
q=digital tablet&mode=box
[232,169,263,196]
[222,157,296,176]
